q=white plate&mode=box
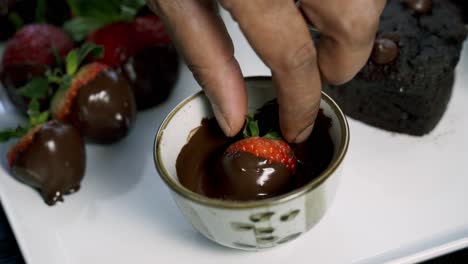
[1,10,468,264]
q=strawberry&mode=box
[132,15,171,50]
[219,116,297,200]
[86,22,136,67]
[1,24,73,66]
[4,120,86,206]
[121,15,179,110]
[225,136,296,173]
[51,61,137,144]
[0,24,74,112]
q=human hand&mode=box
[146,0,386,142]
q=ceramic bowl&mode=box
[154,76,350,251]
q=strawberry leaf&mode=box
[66,50,79,76]
[30,111,50,127]
[18,78,49,99]
[50,48,63,69]
[77,42,104,63]
[263,131,281,140]
[243,114,260,138]
[27,99,50,127]
[35,0,47,23]
[65,43,104,76]
[119,0,146,20]
[8,12,23,30]
[27,99,41,118]
[64,0,146,41]
[0,127,29,143]
[63,17,106,42]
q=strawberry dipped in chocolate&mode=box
[219,116,296,200]
[1,99,85,206]
[50,44,137,144]
[86,15,179,110]
[0,24,74,112]
[121,15,179,110]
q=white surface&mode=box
[1,10,468,264]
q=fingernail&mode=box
[212,104,232,136]
[294,123,314,143]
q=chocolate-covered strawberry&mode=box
[7,121,85,205]
[0,24,74,112]
[51,61,137,144]
[121,15,179,110]
[85,15,179,110]
[218,116,297,200]
[121,46,179,110]
[1,100,86,206]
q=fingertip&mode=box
[293,123,314,143]
[212,101,246,138]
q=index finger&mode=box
[219,0,321,143]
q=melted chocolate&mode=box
[121,46,179,110]
[70,69,137,144]
[12,121,86,205]
[371,38,399,65]
[0,63,50,112]
[176,102,334,201]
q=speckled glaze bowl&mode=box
[154,76,350,251]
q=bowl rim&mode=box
[154,76,350,209]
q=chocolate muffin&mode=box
[323,0,467,136]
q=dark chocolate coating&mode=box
[371,38,398,65]
[0,62,49,112]
[176,102,334,201]
[70,69,137,144]
[11,121,86,206]
[121,46,179,110]
[404,0,432,14]
[219,152,292,200]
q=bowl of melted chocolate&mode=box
[154,77,349,251]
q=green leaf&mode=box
[242,114,260,138]
[77,42,104,63]
[30,111,50,126]
[66,50,79,76]
[65,42,104,76]
[59,75,72,91]
[263,131,281,140]
[66,0,122,22]
[50,48,63,68]
[35,0,47,23]
[46,69,64,84]
[27,99,41,119]
[26,99,50,127]
[119,0,146,20]
[0,127,28,143]
[18,78,49,99]
[63,17,106,42]
[8,12,23,30]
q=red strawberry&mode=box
[120,15,179,110]
[86,22,136,67]
[6,120,86,206]
[51,62,137,144]
[0,24,74,112]
[132,15,171,50]
[219,117,297,200]
[225,137,297,173]
[1,24,74,66]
